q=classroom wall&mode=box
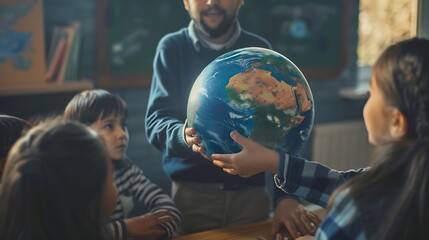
[43,0,366,193]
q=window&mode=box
[340,0,419,99]
[357,0,418,66]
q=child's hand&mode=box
[272,198,321,239]
[211,131,280,177]
[125,210,173,239]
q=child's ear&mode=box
[390,108,408,139]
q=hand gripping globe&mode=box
[187,47,314,156]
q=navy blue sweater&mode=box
[145,27,271,186]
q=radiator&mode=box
[312,121,373,170]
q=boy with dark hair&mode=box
[65,89,181,239]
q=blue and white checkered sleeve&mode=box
[274,154,368,207]
[316,190,367,240]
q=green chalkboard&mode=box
[240,0,351,79]
[97,0,189,88]
[97,0,350,88]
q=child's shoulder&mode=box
[114,158,146,175]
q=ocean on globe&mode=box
[186,47,314,156]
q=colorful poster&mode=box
[0,0,46,85]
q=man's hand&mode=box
[125,210,173,240]
[272,198,321,239]
[184,126,211,160]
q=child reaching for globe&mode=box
[64,90,181,239]
[210,37,429,239]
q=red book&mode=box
[45,39,67,82]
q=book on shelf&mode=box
[45,22,81,83]
[63,23,82,82]
[45,28,68,82]
[46,27,61,68]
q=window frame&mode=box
[343,0,426,100]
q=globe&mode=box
[187,47,314,156]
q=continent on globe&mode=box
[187,47,314,156]
[226,68,312,123]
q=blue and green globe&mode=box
[187,47,314,156]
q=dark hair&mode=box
[0,120,111,240]
[373,37,429,139]
[64,89,128,124]
[0,115,30,180]
[330,38,429,239]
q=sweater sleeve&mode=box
[145,35,192,158]
[130,165,182,237]
[274,154,368,207]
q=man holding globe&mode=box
[145,0,320,238]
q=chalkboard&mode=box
[97,0,350,88]
[240,0,351,79]
[96,0,189,88]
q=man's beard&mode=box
[198,5,235,39]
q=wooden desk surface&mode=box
[174,207,326,240]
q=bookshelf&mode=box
[0,80,93,97]
[0,80,94,120]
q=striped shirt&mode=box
[110,159,181,238]
[274,154,369,239]
[105,220,127,240]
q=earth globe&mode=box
[186,47,314,156]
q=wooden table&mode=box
[173,207,326,240]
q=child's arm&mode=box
[128,165,182,237]
[124,210,174,239]
[106,211,173,240]
[274,154,367,207]
[296,236,314,240]
[212,131,368,207]
[105,220,127,240]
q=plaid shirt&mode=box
[274,154,369,239]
